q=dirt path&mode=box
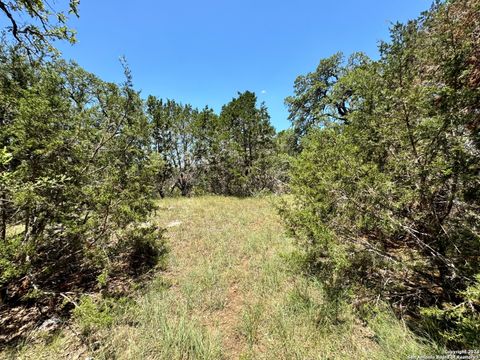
[155,196,284,359]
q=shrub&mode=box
[0,49,166,322]
[282,0,480,348]
[73,296,116,335]
[421,275,480,349]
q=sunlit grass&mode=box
[3,196,437,359]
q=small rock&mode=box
[38,317,61,332]
[166,220,182,228]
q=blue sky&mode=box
[58,0,431,130]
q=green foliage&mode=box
[96,268,109,288]
[282,0,480,349]
[73,296,116,335]
[0,234,30,285]
[147,97,208,197]
[215,91,277,196]
[285,52,370,148]
[421,275,480,348]
[121,224,167,274]
[0,0,79,57]
[0,48,166,314]
[147,91,280,197]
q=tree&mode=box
[0,52,165,329]
[147,97,202,196]
[282,0,480,348]
[217,91,276,195]
[190,105,220,193]
[147,92,279,197]
[0,0,79,57]
[285,52,370,148]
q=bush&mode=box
[421,275,480,349]
[122,225,167,274]
[282,0,480,348]
[0,49,166,340]
[72,295,136,336]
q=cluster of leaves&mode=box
[0,46,165,322]
[282,0,479,349]
[147,91,283,197]
[72,295,135,336]
[421,275,480,347]
[0,0,79,58]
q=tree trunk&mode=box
[0,192,6,242]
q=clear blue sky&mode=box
[58,0,431,130]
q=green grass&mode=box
[2,196,438,359]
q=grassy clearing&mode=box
[2,196,437,359]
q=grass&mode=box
[1,196,438,359]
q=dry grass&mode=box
[2,196,436,359]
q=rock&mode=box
[166,220,182,228]
[38,317,61,332]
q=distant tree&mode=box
[191,106,220,193]
[147,92,278,197]
[285,52,370,149]
[271,128,296,190]
[147,97,201,196]
[275,128,297,157]
[218,91,276,195]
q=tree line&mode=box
[147,90,282,197]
